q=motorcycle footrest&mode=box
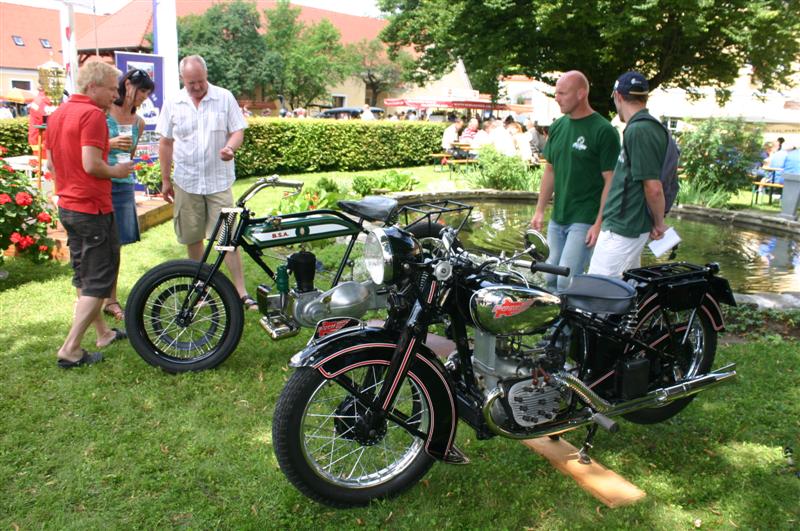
[442,445,470,465]
[259,313,300,340]
[591,413,619,433]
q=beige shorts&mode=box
[173,184,234,245]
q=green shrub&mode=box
[678,179,731,208]
[0,117,447,177]
[470,146,538,191]
[679,118,763,194]
[0,118,31,157]
[351,169,419,196]
[235,118,446,177]
[316,176,344,194]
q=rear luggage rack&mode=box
[398,199,473,235]
[624,262,712,283]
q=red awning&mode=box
[384,97,513,111]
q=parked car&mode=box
[318,106,384,119]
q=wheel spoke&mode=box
[299,364,429,488]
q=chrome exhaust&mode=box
[482,364,736,439]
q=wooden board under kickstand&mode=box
[522,437,646,508]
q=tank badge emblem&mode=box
[493,298,534,318]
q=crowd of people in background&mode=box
[758,136,800,185]
[440,112,549,164]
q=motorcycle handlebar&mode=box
[531,262,570,277]
[237,175,304,206]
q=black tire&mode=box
[273,364,435,507]
[623,301,717,424]
[125,259,244,373]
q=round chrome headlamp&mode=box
[364,228,393,285]
[363,227,422,285]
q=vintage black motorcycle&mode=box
[272,224,738,507]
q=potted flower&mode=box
[0,145,57,264]
[134,154,163,196]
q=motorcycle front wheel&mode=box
[125,260,244,373]
[623,302,717,424]
[273,364,434,507]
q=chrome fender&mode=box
[290,326,458,462]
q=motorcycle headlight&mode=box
[363,227,422,285]
[364,228,393,285]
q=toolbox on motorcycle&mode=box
[624,262,710,311]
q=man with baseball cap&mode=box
[587,71,667,277]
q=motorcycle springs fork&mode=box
[216,211,238,247]
[621,308,639,335]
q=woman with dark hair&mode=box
[103,69,155,320]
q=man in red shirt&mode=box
[28,87,51,158]
[47,61,134,368]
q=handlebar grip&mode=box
[276,179,303,189]
[531,262,570,277]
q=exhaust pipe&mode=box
[482,364,736,439]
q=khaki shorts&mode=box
[173,184,234,245]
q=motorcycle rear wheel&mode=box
[623,303,717,424]
[125,260,244,373]
[273,364,434,507]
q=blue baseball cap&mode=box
[613,71,649,96]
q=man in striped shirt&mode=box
[157,55,256,309]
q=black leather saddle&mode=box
[560,274,637,315]
[337,196,399,223]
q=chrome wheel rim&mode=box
[144,277,228,361]
[300,364,429,488]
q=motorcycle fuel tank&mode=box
[470,285,561,336]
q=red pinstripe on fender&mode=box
[310,349,457,455]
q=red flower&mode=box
[15,192,33,206]
[16,235,35,250]
[37,212,52,223]
[39,244,49,252]
[0,193,10,205]
[3,164,13,173]
[28,158,39,167]
[44,171,53,181]
[134,163,143,171]
[141,153,151,161]
[0,145,7,154]
[10,232,22,243]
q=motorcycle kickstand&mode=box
[578,424,599,465]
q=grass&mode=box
[1,169,799,528]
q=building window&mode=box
[11,80,32,90]
[39,38,51,48]
[332,95,346,108]
[12,35,24,46]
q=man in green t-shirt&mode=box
[531,71,620,291]
[588,71,668,277]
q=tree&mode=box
[680,118,764,194]
[262,1,351,109]
[346,38,412,106]
[177,0,268,99]
[378,0,800,117]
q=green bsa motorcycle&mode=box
[125,175,470,373]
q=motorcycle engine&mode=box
[472,328,570,428]
[290,280,380,327]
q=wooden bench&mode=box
[448,158,479,177]
[429,153,450,172]
[751,180,784,206]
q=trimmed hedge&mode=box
[0,118,32,157]
[236,119,446,177]
[0,117,447,177]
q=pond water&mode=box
[455,202,800,294]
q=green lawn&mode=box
[1,170,798,529]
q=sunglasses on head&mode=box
[128,69,150,83]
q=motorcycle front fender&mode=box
[290,326,459,462]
